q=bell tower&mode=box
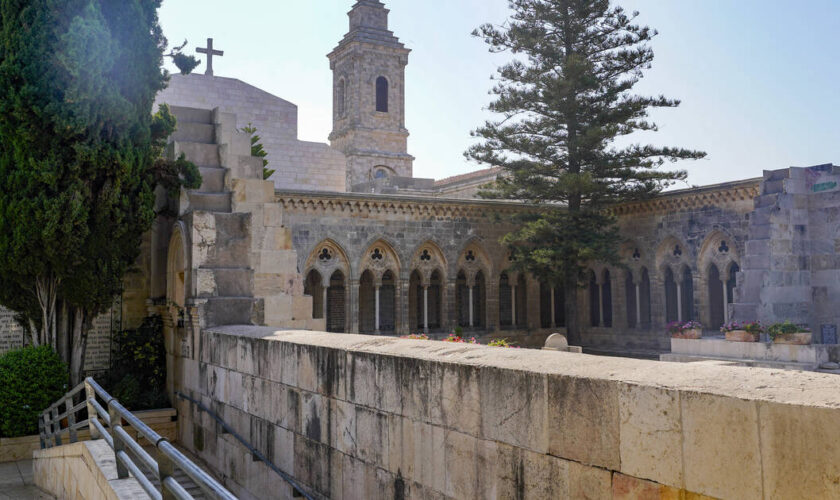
[328,0,414,190]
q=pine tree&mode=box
[0,0,200,383]
[241,124,274,180]
[468,0,705,344]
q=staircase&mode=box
[170,106,262,327]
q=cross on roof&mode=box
[196,38,223,76]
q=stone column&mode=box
[322,287,328,321]
[550,287,556,328]
[512,284,517,327]
[468,286,474,327]
[722,281,729,322]
[635,283,641,328]
[423,285,429,333]
[375,284,381,334]
[676,282,683,323]
[598,283,605,327]
[350,278,360,333]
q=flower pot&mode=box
[725,330,758,342]
[772,332,812,345]
[672,328,702,339]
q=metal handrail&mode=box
[39,377,237,500]
[176,391,316,500]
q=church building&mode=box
[2,1,836,368]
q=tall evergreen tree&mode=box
[468,0,705,344]
[0,0,199,383]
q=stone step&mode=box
[172,122,215,144]
[198,267,254,298]
[198,166,226,192]
[189,192,232,213]
[178,142,220,167]
[205,297,259,326]
[170,105,213,125]
[201,213,251,267]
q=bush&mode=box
[767,321,810,339]
[0,346,68,437]
[105,315,169,411]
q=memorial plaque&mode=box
[0,299,120,374]
[821,324,838,345]
[0,306,25,354]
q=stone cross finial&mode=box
[196,38,224,76]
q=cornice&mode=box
[612,179,761,216]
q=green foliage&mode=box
[240,124,274,180]
[166,39,201,75]
[488,338,518,348]
[0,346,67,437]
[105,315,169,411]
[0,1,199,370]
[767,321,809,339]
[468,0,705,342]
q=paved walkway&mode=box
[0,460,54,500]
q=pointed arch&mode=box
[166,222,189,309]
[358,238,401,282]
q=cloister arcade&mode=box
[300,231,742,338]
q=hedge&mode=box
[0,345,68,438]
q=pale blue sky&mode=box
[159,1,839,187]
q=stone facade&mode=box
[155,74,347,193]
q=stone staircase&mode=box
[167,105,320,330]
[170,106,262,327]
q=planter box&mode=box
[773,332,812,345]
[725,330,758,342]
[671,328,702,339]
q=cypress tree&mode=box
[468,0,705,344]
[0,0,199,383]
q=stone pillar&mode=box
[512,284,517,327]
[423,285,429,333]
[722,281,729,322]
[322,287,328,322]
[550,287,556,328]
[350,278,360,333]
[468,286,474,328]
[598,283,605,327]
[375,285,381,334]
[676,282,683,323]
[635,283,641,329]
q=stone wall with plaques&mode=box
[0,303,120,375]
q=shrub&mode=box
[743,321,764,335]
[488,338,519,348]
[0,346,67,437]
[767,321,810,339]
[105,315,169,411]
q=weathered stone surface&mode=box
[681,393,762,500]
[619,384,683,488]
[548,375,620,469]
[759,402,840,498]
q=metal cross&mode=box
[196,38,224,76]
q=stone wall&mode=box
[155,74,347,193]
[173,326,840,499]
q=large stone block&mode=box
[548,375,620,470]
[479,367,547,453]
[681,393,762,500]
[618,383,683,488]
[429,362,481,436]
[758,402,840,498]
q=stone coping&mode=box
[670,337,830,364]
[206,325,840,410]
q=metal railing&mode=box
[40,377,237,500]
[176,391,316,500]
